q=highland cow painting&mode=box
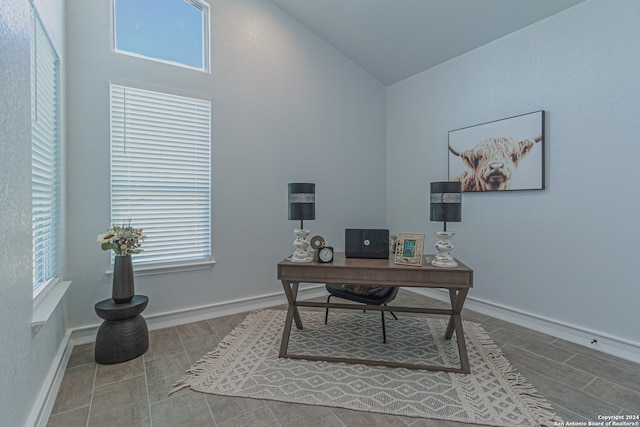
[448,111,545,192]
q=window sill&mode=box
[32,278,72,332]
[106,259,216,277]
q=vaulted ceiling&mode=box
[270,0,586,85]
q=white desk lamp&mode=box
[430,181,462,267]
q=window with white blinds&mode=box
[109,84,212,266]
[32,7,60,297]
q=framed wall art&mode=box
[394,232,425,267]
[448,110,545,192]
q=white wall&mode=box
[387,0,640,351]
[7,0,637,422]
[64,0,386,328]
[0,0,68,425]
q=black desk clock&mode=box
[318,245,334,263]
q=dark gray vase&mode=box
[112,255,134,303]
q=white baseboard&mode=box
[28,330,73,427]
[69,284,328,344]
[413,288,640,364]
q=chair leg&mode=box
[381,311,387,343]
[385,304,398,320]
[325,295,332,325]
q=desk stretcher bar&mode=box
[277,253,473,374]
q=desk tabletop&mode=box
[278,252,473,288]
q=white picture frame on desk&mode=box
[394,232,425,267]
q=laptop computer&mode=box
[345,228,390,259]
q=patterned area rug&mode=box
[173,309,560,426]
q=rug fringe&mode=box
[169,309,266,395]
[469,323,562,426]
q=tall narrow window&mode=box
[31,7,60,297]
[113,0,210,72]
[110,84,212,266]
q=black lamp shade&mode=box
[288,183,315,221]
[430,182,462,223]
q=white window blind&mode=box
[32,7,60,297]
[110,84,211,265]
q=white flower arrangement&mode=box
[97,221,146,256]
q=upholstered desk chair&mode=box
[324,285,399,343]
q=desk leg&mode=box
[279,281,302,358]
[445,288,470,374]
[445,288,467,338]
[281,281,302,329]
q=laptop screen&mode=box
[345,229,389,259]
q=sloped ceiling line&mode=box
[270,0,586,85]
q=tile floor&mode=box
[47,290,640,427]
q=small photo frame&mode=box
[394,233,425,267]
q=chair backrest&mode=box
[380,286,399,304]
[326,284,400,305]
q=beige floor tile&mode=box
[144,327,184,361]
[583,377,640,413]
[90,375,148,416]
[516,364,621,420]
[175,320,216,341]
[550,405,590,424]
[489,326,569,362]
[565,352,640,394]
[217,405,280,427]
[150,393,215,427]
[144,351,192,385]
[407,417,474,426]
[500,345,594,388]
[207,313,243,338]
[67,343,96,368]
[266,400,344,427]
[146,375,189,404]
[548,338,599,355]
[330,406,408,426]
[46,406,89,427]
[51,363,96,414]
[94,355,144,387]
[205,394,268,424]
[181,333,223,364]
[88,397,151,427]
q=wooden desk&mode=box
[277,253,473,373]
